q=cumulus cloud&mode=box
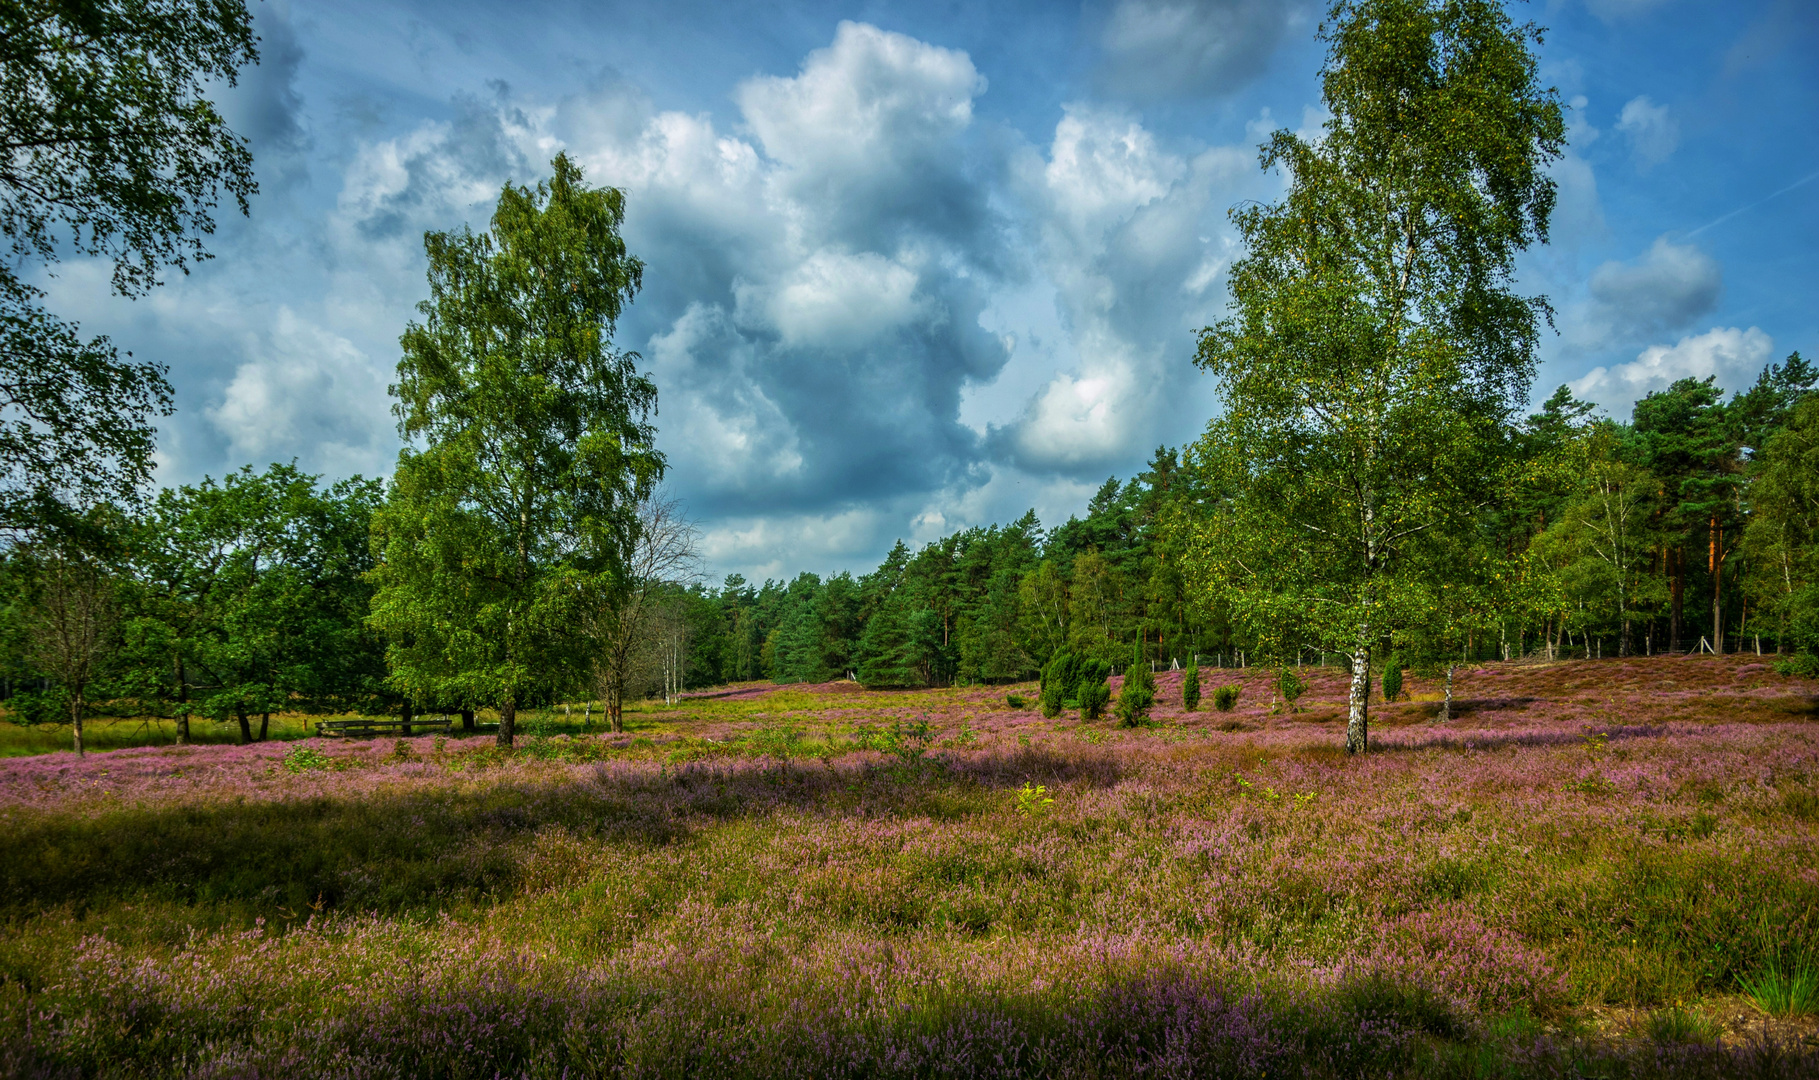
[542,22,1011,522]
[989,104,1251,474]
[1615,95,1678,169]
[206,308,395,477]
[1094,0,1302,101]
[1585,235,1722,339]
[65,19,1265,578]
[1570,326,1773,409]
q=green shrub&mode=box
[1039,653,1071,718]
[1005,693,1026,709]
[1276,667,1306,712]
[1182,663,1201,711]
[1212,684,1240,711]
[1381,654,1404,702]
[1645,1006,1717,1044]
[1113,646,1155,727]
[1077,660,1111,721]
[282,744,333,773]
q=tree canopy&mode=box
[368,153,663,746]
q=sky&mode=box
[37,0,1819,582]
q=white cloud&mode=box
[736,20,985,239]
[745,249,924,348]
[1044,105,1184,242]
[988,105,1252,473]
[1615,95,1678,169]
[207,308,394,476]
[1570,326,1773,408]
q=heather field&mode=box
[2,654,1818,1078]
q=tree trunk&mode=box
[460,708,474,732]
[1710,517,1724,656]
[1439,664,1454,723]
[175,656,190,745]
[497,698,516,747]
[258,712,270,741]
[1346,644,1370,754]
[1670,545,1683,653]
[237,710,252,745]
[401,701,413,737]
[70,691,85,757]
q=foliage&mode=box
[1013,781,1054,817]
[368,154,662,746]
[0,656,1816,1075]
[1276,668,1307,713]
[1739,958,1818,1018]
[1188,0,1565,753]
[1381,654,1404,703]
[281,744,333,773]
[116,464,385,744]
[1077,658,1111,721]
[1183,662,1201,710]
[1113,643,1155,727]
[1213,684,1241,712]
[0,0,258,531]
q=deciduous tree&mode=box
[370,154,663,746]
[1189,0,1564,753]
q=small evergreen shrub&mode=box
[1276,668,1306,712]
[1212,684,1240,711]
[1006,693,1026,709]
[1077,659,1112,721]
[1114,645,1155,727]
[1182,663,1201,711]
[1381,654,1404,702]
[1040,653,1071,718]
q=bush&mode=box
[1005,693,1026,709]
[1077,659,1111,721]
[1039,653,1072,718]
[282,744,333,773]
[1113,646,1155,727]
[1381,654,1404,702]
[1182,663,1201,711]
[1213,684,1241,711]
[1276,668,1306,712]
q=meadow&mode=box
[1,654,1816,1078]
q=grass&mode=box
[0,654,1815,1076]
[1739,958,1819,1018]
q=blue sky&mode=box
[40,0,1819,581]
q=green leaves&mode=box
[1186,0,1563,751]
[0,0,254,531]
[370,155,662,743]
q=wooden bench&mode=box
[316,717,455,738]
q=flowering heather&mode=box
[0,654,1816,1076]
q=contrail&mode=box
[1686,168,1819,238]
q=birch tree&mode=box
[370,154,662,746]
[588,494,701,732]
[1189,0,1564,753]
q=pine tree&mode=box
[1182,662,1201,711]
